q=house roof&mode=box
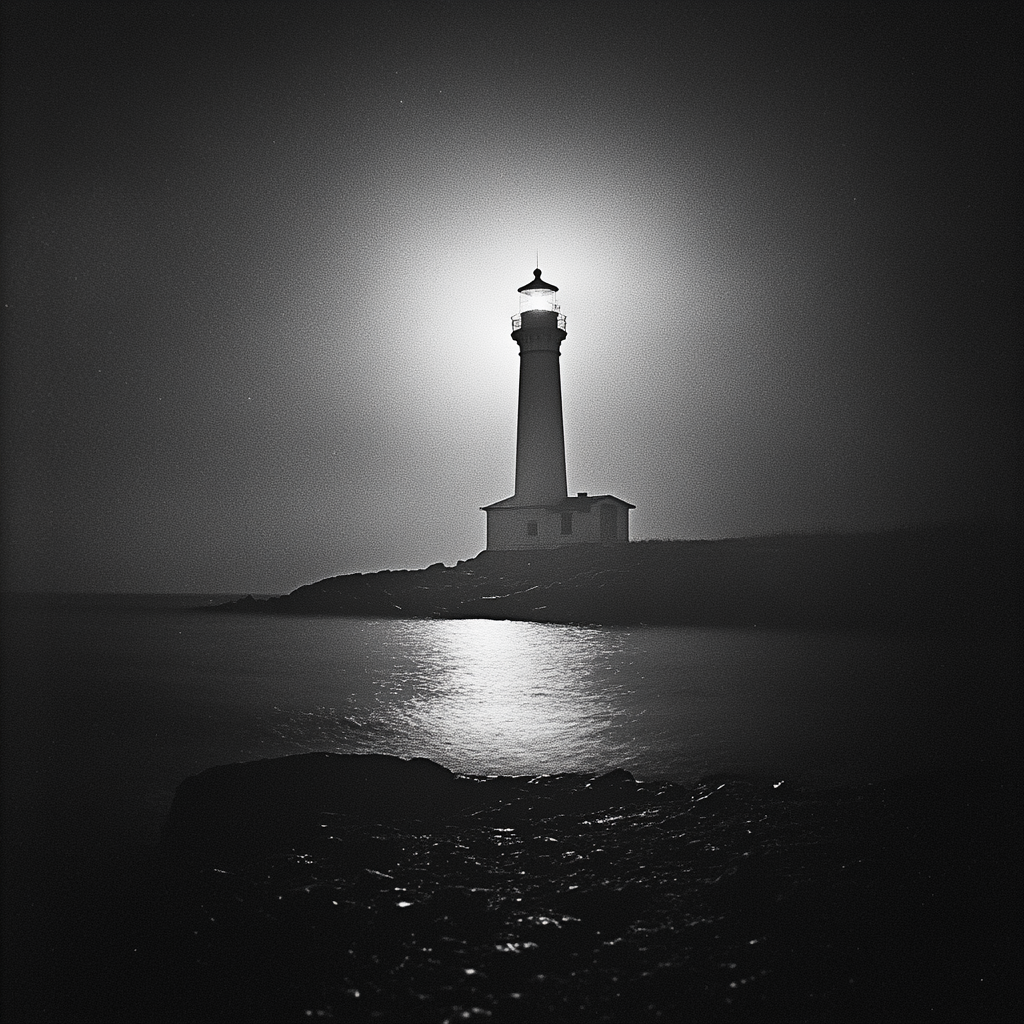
[481,494,635,511]
[558,494,636,510]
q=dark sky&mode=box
[2,2,1020,592]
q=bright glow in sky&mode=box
[1,3,1019,592]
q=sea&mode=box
[2,592,1019,864]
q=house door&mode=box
[600,504,617,542]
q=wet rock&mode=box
[585,767,636,790]
[96,759,1019,1023]
[161,756,683,867]
[162,752,466,865]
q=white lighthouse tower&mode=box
[511,268,569,503]
[482,268,634,550]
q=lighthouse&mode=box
[482,268,634,550]
[512,268,569,503]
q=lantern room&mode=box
[517,268,560,314]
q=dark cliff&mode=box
[223,520,1018,632]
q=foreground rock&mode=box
[217,521,1018,631]
[129,753,1024,1022]
[163,752,676,867]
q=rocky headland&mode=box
[52,751,1020,1022]
[221,521,1017,631]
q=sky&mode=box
[2,1,1020,593]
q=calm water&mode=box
[2,594,1018,856]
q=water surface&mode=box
[2,594,1017,855]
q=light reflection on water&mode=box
[267,615,1016,788]
[387,619,635,775]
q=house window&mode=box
[561,512,573,535]
[526,521,538,536]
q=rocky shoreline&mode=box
[38,752,1020,1023]
[217,522,1018,632]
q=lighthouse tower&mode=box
[512,268,568,503]
[482,268,634,550]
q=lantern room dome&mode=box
[517,268,558,293]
